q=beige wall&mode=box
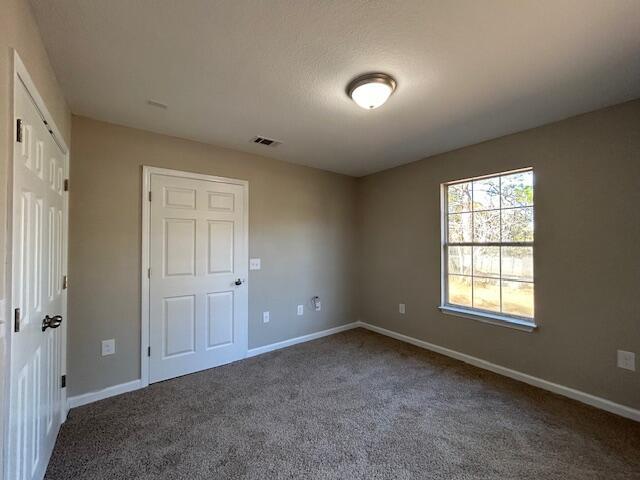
[1,0,638,433]
[0,0,71,475]
[27,101,640,411]
[0,0,71,286]
[358,99,640,410]
[68,115,358,395]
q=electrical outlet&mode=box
[262,311,270,323]
[297,305,303,316]
[399,303,406,314]
[250,258,261,270]
[617,350,636,371]
[101,339,115,356]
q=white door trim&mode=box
[11,52,69,157]
[4,50,70,480]
[140,166,249,388]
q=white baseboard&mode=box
[246,322,360,358]
[68,323,359,409]
[357,321,640,422]
[67,379,143,409]
[68,322,637,422]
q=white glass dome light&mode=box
[347,73,397,110]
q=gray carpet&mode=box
[46,328,640,479]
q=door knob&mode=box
[42,315,63,332]
[234,278,243,286]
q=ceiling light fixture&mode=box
[347,73,397,110]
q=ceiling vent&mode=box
[251,136,281,147]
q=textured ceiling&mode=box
[30,0,640,176]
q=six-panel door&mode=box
[149,174,247,383]
[10,78,66,480]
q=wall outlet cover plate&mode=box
[617,350,636,371]
[250,258,261,270]
[102,339,115,356]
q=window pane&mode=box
[448,182,472,213]
[501,207,533,242]
[473,210,500,242]
[473,277,500,312]
[448,246,472,275]
[501,171,533,208]
[501,247,533,282]
[444,170,535,321]
[448,213,472,242]
[473,246,500,278]
[448,275,472,307]
[502,281,534,318]
[473,177,500,211]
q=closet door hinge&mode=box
[148,191,152,202]
[147,346,151,357]
[61,375,66,388]
[16,119,23,143]
[63,275,68,289]
[14,308,21,333]
[64,179,69,192]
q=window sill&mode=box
[438,305,537,332]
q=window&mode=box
[441,168,535,329]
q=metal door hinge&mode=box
[14,308,20,333]
[16,119,23,143]
[148,191,152,202]
[64,179,69,192]
[61,375,66,388]
[147,268,151,279]
[147,346,151,357]
[63,275,68,289]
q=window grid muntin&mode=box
[448,205,533,215]
[498,176,502,311]
[447,207,534,243]
[443,168,534,320]
[447,271,533,284]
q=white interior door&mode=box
[148,171,247,383]
[9,77,67,480]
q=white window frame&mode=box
[439,167,537,332]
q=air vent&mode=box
[252,136,281,147]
